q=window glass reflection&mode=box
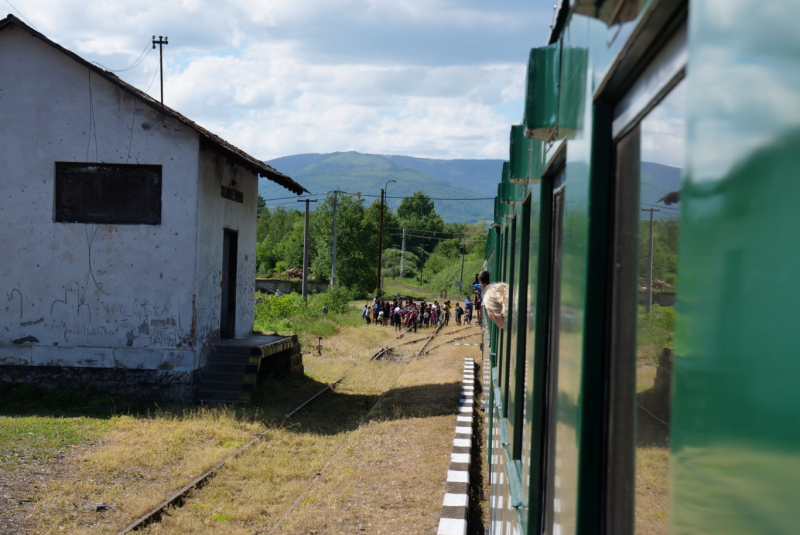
[635,80,685,535]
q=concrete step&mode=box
[211,344,263,357]
[206,353,260,366]
[205,361,257,374]
[202,371,254,383]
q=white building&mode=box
[0,15,307,399]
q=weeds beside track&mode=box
[121,323,455,534]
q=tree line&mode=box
[256,191,488,295]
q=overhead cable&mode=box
[92,39,153,73]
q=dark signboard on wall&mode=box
[55,162,162,224]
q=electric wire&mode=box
[3,0,37,29]
[91,39,153,73]
[144,57,161,94]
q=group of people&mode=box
[359,270,511,332]
[360,294,484,332]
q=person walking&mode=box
[362,304,371,325]
[464,296,473,324]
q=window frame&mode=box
[601,13,688,535]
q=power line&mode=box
[4,0,37,29]
[641,203,680,211]
[91,39,153,73]
[261,191,493,205]
[389,233,456,241]
[260,193,325,201]
[144,56,161,93]
[334,190,492,201]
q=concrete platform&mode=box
[198,334,303,404]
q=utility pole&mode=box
[641,207,660,313]
[459,244,466,294]
[400,227,406,278]
[152,35,169,107]
[377,180,395,294]
[377,188,384,292]
[299,198,318,300]
[330,191,338,287]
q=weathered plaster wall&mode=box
[195,150,258,346]
[0,27,200,372]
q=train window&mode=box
[503,215,517,418]
[512,194,531,462]
[611,75,685,534]
[540,164,565,535]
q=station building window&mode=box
[54,162,162,225]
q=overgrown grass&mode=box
[0,384,125,470]
[254,286,363,346]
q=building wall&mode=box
[194,149,258,351]
[0,27,201,374]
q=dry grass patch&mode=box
[26,325,400,534]
[33,406,264,534]
[635,363,670,535]
[137,360,411,534]
[275,325,482,534]
[276,416,456,535]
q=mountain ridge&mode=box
[259,152,683,223]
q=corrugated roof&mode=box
[0,14,309,195]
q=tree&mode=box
[257,194,266,217]
[310,193,376,293]
[396,191,445,258]
[256,206,307,276]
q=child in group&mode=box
[464,296,473,325]
[443,301,450,326]
[423,306,430,328]
[362,304,371,325]
[454,303,463,325]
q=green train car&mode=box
[483,1,800,534]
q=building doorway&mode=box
[220,229,238,339]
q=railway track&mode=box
[117,321,468,534]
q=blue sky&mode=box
[9,0,554,160]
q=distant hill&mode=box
[259,152,682,224]
[261,152,502,224]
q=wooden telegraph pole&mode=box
[152,35,169,107]
[299,198,318,300]
[641,207,660,312]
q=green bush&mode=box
[253,288,358,338]
[316,286,354,314]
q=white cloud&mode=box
[12,0,552,160]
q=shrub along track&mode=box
[117,324,453,534]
